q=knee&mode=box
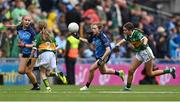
[128,68,135,75]
[18,70,25,74]
[89,68,95,73]
[25,68,33,74]
[100,70,106,74]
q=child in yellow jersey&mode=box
[116,22,176,91]
[34,21,67,92]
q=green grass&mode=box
[0,85,180,101]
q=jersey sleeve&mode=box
[34,34,40,47]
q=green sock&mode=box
[43,79,50,87]
[126,83,131,88]
[163,69,171,74]
[49,72,57,77]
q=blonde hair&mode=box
[91,22,103,30]
[38,20,53,41]
[38,20,47,31]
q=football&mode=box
[68,22,79,33]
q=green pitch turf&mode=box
[0,85,180,101]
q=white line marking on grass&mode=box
[98,91,180,94]
[0,90,180,94]
[0,101,180,102]
[29,91,180,94]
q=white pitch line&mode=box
[98,91,180,94]
[0,91,180,94]
[0,101,180,102]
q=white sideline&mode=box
[98,91,180,94]
[0,101,180,102]
[0,90,180,94]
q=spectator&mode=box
[11,0,28,24]
[155,26,169,58]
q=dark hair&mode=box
[123,22,134,31]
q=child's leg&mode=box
[80,61,98,91]
[25,58,39,90]
[126,57,142,89]
[145,59,176,78]
[99,64,125,81]
[40,67,51,92]
[86,61,99,88]
[48,69,68,84]
[18,57,26,74]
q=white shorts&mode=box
[35,51,57,70]
[136,47,155,63]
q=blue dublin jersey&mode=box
[88,31,112,60]
[17,25,36,55]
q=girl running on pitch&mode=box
[116,22,176,91]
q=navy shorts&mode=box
[22,54,31,58]
[96,53,111,63]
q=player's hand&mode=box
[97,58,105,66]
[72,33,80,39]
[18,42,25,47]
[113,45,119,51]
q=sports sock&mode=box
[86,82,90,88]
[115,70,119,76]
[43,79,50,87]
[33,83,39,87]
[126,83,131,88]
[163,69,171,74]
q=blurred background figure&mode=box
[65,32,80,85]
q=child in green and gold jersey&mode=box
[34,21,67,92]
[116,22,176,91]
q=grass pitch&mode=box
[0,85,180,101]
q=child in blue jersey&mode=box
[73,23,125,91]
[16,15,40,90]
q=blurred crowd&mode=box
[0,0,180,60]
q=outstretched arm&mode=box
[4,24,17,29]
[18,40,34,48]
[72,33,89,43]
[79,37,89,43]
[116,39,126,46]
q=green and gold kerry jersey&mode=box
[124,29,148,52]
[34,34,57,54]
